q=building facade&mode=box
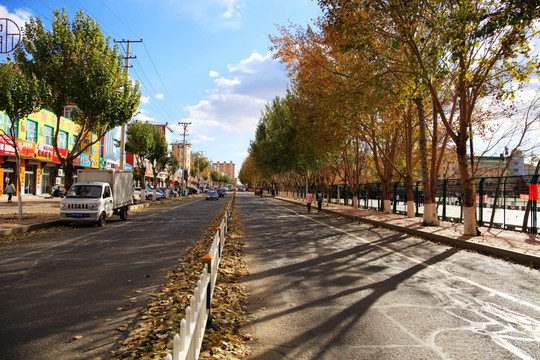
[1,108,100,196]
[213,161,236,182]
[171,141,191,182]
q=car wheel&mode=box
[120,207,128,221]
[97,212,106,227]
[147,194,153,201]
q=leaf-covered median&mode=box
[112,196,252,359]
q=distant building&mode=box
[171,142,191,182]
[445,149,529,178]
[213,161,236,182]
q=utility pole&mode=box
[197,150,205,193]
[115,39,142,170]
[178,122,191,195]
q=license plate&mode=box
[71,213,83,217]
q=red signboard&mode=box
[35,143,67,163]
[529,184,539,201]
[0,135,35,158]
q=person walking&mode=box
[316,189,323,212]
[5,180,15,203]
[306,190,313,212]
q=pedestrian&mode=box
[316,189,323,212]
[5,180,15,203]
[306,190,313,212]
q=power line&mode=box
[97,0,140,39]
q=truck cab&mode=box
[60,182,119,226]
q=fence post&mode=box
[442,179,448,221]
[478,178,485,226]
[202,259,213,329]
[392,182,397,213]
[377,183,382,211]
[531,175,538,234]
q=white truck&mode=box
[60,169,133,226]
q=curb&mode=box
[276,197,540,268]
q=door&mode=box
[103,185,114,216]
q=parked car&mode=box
[206,190,219,200]
[146,187,165,200]
[157,187,177,198]
[217,188,227,197]
[133,188,142,203]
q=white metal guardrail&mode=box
[165,196,234,360]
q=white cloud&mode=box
[184,51,289,134]
[132,109,157,123]
[155,93,164,100]
[173,0,245,30]
[140,95,150,104]
[192,135,215,143]
[209,70,219,77]
[235,151,249,157]
[0,5,31,28]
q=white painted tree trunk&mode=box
[407,200,415,218]
[383,199,391,214]
[423,203,440,226]
[463,206,478,236]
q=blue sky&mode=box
[1,0,322,177]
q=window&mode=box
[44,126,54,146]
[63,105,79,120]
[58,131,68,149]
[26,120,37,143]
[72,134,79,151]
[4,114,17,137]
[103,186,111,198]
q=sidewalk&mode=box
[0,194,180,236]
[275,196,540,267]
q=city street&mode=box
[0,197,223,360]
[238,194,540,359]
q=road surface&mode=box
[238,194,540,359]
[0,197,223,360]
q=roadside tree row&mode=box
[241,0,540,235]
[0,8,140,218]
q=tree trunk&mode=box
[381,178,392,214]
[457,142,478,236]
[415,97,439,226]
[64,161,77,190]
[16,154,22,221]
[405,175,415,218]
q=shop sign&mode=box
[78,153,100,168]
[157,171,168,180]
[35,143,68,163]
[0,135,35,157]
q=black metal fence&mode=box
[279,175,540,234]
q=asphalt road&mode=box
[238,195,540,359]
[0,196,223,360]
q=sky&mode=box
[0,0,322,177]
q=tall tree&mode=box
[15,9,140,189]
[147,127,169,202]
[0,62,41,220]
[319,0,540,235]
[125,121,154,198]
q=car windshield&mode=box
[66,185,102,199]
